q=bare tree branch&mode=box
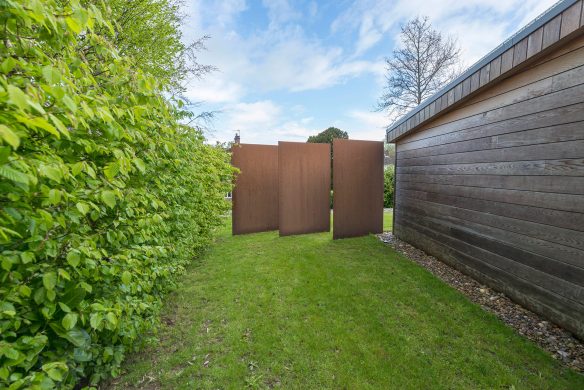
[377,16,460,121]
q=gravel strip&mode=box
[378,232,584,373]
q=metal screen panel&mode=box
[278,141,331,236]
[232,144,279,235]
[333,139,384,239]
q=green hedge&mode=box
[0,1,234,388]
[384,166,395,208]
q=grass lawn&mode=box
[108,213,584,389]
[383,209,392,231]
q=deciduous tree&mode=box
[378,16,460,119]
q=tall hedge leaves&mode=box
[0,1,234,388]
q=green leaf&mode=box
[43,272,57,291]
[16,115,59,138]
[7,85,28,111]
[39,164,62,183]
[62,95,77,112]
[65,17,82,34]
[90,312,103,329]
[58,302,71,313]
[42,361,68,381]
[0,365,8,380]
[62,313,78,330]
[66,251,81,267]
[0,302,16,317]
[121,271,131,284]
[0,165,29,184]
[0,125,20,149]
[101,190,116,208]
[132,158,146,173]
[49,114,70,139]
[19,285,31,297]
[76,202,90,215]
[104,162,120,180]
[42,65,61,84]
[0,146,10,164]
[0,57,16,74]
[64,328,90,347]
[48,189,61,205]
[106,312,118,327]
[60,287,86,309]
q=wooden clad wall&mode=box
[394,34,584,339]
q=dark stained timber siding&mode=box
[393,34,584,339]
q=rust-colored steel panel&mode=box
[333,139,384,239]
[279,141,331,236]
[232,144,279,235]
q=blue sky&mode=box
[182,0,559,145]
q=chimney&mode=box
[234,131,240,145]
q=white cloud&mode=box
[183,77,243,103]
[332,0,559,65]
[186,0,561,145]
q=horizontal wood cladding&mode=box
[396,198,584,269]
[395,223,584,338]
[393,36,584,339]
[395,210,584,299]
[396,174,584,195]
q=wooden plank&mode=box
[396,173,584,195]
[542,14,562,50]
[479,63,490,86]
[528,29,584,67]
[489,55,502,79]
[470,71,480,93]
[332,139,383,239]
[462,77,471,98]
[397,122,584,160]
[395,223,584,339]
[527,27,544,58]
[407,47,584,136]
[398,140,584,167]
[560,1,583,39]
[454,82,462,102]
[396,187,584,235]
[397,82,584,150]
[278,142,330,236]
[500,47,515,74]
[396,158,584,177]
[513,37,528,66]
[232,144,279,235]
[397,180,584,214]
[397,198,584,269]
[395,217,584,307]
[397,208,584,289]
[397,102,584,152]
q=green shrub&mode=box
[384,166,395,208]
[0,1,234,388]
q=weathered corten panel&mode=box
[393,34,584,339]
[231,144,278,235]
[333,139,384,239]
[278,142,330,236]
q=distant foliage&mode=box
[384,166,395,208]
[307,127,348,144]
[308,127,348,190]
[0,1,234,388]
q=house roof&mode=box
[386,0,584,143]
